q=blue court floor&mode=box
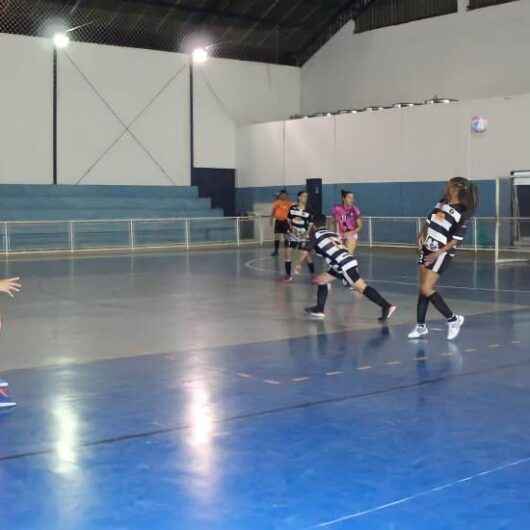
[0,246,529,529]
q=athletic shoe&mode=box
[271,251,279,257]
[447,315,464,341]
[408,324,429,339]
[283,276,294,283]
[379,305,397,322]
[0,385,16,408]
[294,265,302,275]
[305,306,325,319]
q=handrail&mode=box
[0,215,528,256]
[2,215,529,225]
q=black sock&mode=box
[317,284,328,312]
[363,286,390,309]
[429,292,454,320]
[285,261,292,277]
[274,239,280,253]
[307,262,315,274]
[417,294,429,325]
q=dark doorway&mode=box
[191,168,236,217]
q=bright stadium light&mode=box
[192,47,209,64]
[53,32,70,49]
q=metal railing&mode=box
[0,215,528,256]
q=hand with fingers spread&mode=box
[0,277,22,298]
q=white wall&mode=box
[237,93,530,186]
[302,1,530,114]
[0,34,52,184]
[58,42,190,186]
[194,58,300,169]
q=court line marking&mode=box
[489,344,501,348]
[237,372,254,379]
[270,338,519,385]
[263,379,281,385]
[244,257,530,294]
[312,456,530,528]
[3,356,530,463]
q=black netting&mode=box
[0,0,327,65]
[468,0,519,9]
[355,0,458,34]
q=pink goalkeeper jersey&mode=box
[331,204,361,235]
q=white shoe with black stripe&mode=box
[447,315,464,340]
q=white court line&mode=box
[465,348,478,353]
[489,344,501,348]
[385,361,401,365]
[292,377,310,382]
[263,379,281,385]
[326,371,343,376]
[312,456,530,528]
[357,366,372,371]
[244,257,530,295]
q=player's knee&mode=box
[420,285,434,297]
[354,279,366,293]
[312,275,328,285]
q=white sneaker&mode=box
[447,315,464,340]
[408,324,429,339]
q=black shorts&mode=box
[328,265,360,286]
[274,220,289,235]
[418,248,453,275]
[287,239,311,251]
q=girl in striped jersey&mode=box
[305,214,396,320]
[284,191,315,282]
[409,177,479,340]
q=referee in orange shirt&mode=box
[270,190,292,256]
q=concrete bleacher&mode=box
[0,185,235,251]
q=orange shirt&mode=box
[272,199,292,221]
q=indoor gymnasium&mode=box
[1,0,530,528]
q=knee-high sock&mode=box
[428,292,454,320]
[316,284,329,311]
[307,262,315,274]
[274,239,280,253]
[363,286,390,309]
[417,294,430,325]
[285,261,292,277]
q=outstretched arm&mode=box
[0,277,21,298]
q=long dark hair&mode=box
[446,177,479,214]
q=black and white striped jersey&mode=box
[287,205,313,242]
[424,201,469,252]
[312,228,358,273]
